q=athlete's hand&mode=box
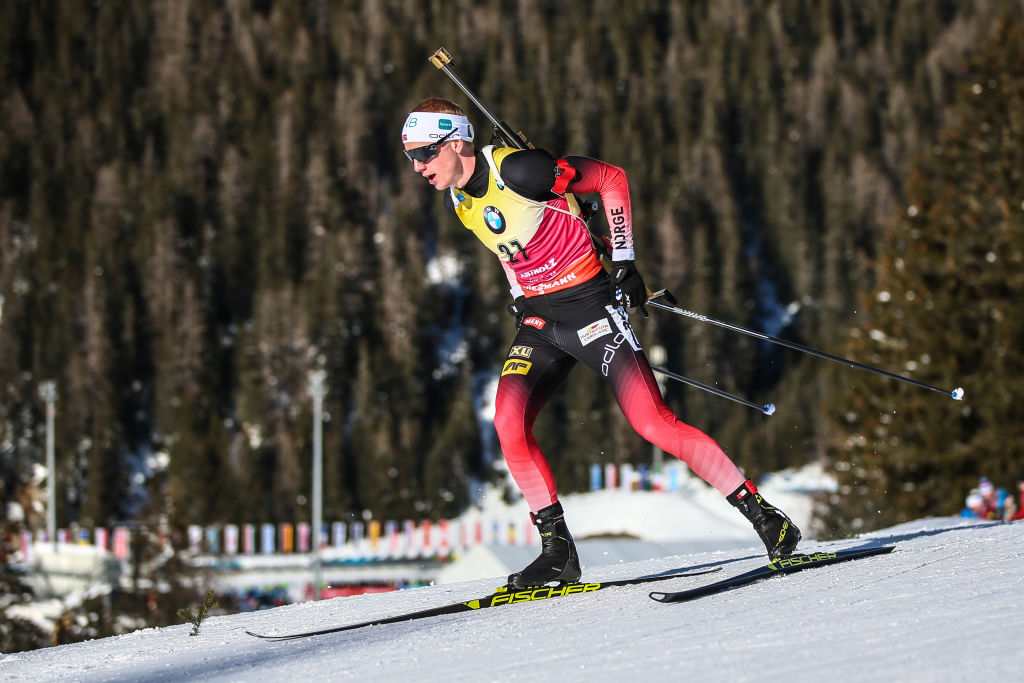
[507,295,529,327]
[611,260,648,310]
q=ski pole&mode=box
[651,366,776,416]
[429,48,532,150]
[646,299,965,401]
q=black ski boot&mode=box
[508,501,582,589]
[727,480,801,560]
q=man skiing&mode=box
[402,98,800,588]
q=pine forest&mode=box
[2,1,1023,554]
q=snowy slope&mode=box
[1,516,1019,682]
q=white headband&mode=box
[401,111,475,144]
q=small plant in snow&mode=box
[177,590,219,636]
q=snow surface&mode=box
[2,507,1020,682]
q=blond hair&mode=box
[409,97,465,116]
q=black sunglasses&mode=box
[404,130,456,163]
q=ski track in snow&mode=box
[1,517,1020,682]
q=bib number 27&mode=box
[497,240,529,263]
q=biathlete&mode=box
[401,98,800,588]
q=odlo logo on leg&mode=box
[601,333,627,377]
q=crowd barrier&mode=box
[17,517,539,563]
[17,462,690,563]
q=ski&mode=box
[246,566,722,641]
[649,544,894,604]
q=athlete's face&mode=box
[404,138,462,190]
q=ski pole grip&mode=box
[429,48,453,69]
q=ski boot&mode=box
[728,480,801,560]
[508,501,582,589]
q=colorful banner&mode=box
[280,523,294,553]
[404,520,416,554]
[350,521,364,553]
[260,523,275,554]
[605,463,618,490]
[242,524,255,554]
[420,520,432,553]
[112,527,129,560]
[331,522,346,548]
[668,466,680,492]
[621,463,635,490]
[385,520,399,553]
[205,526,220,554]
[224,524,239,555]
[524,518,536,545]
[638,463,650,491]
[187,525,203,554]
[438,519,450,555]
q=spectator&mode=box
[1007,472,1024,521]
[978,477,1008,519]
[961,490,990,519]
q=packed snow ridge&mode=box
[2,512,1020,682]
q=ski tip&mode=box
[762,403,776,416]
[951,386,965,401]
[246,629,297,641]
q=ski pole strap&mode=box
[552,158,576,194]
[589,232,676,306]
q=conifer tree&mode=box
[2,0,1021,544]
[825,15,1024,533]
[0,511,49,652]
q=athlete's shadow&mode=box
[629,519,1005,580]
[856,519,1005,546]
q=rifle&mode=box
[428,48,533,151]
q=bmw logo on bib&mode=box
[483,206,506,234]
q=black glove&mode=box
[611,260,648,310]
[507,295,529,327]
